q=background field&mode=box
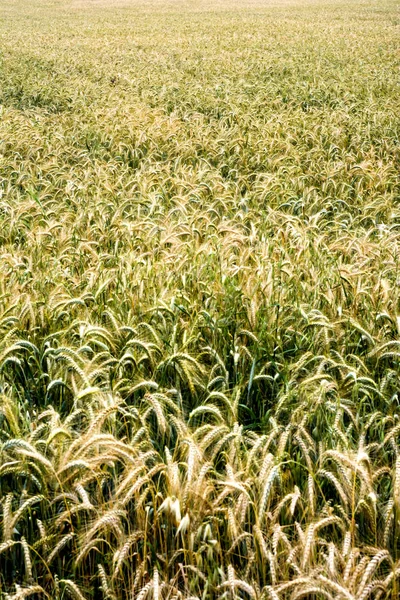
[0,0,400,598]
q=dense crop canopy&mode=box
[0,0,399,598]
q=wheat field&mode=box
[0,0,399,598]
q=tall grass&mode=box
[0,0,399,597]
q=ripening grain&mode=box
[0,0,399,598]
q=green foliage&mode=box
[0,0,400,598]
